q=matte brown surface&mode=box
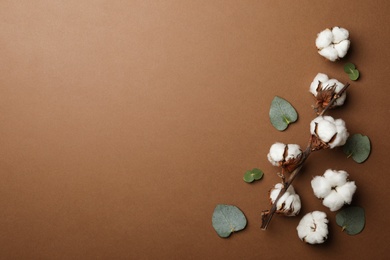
[1,1,389,259]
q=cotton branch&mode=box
[261,83,350,230]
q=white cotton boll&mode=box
[324,79,346,106]
[270,184,301,216]
[297,211,328,244]
[332,27,349,43]
[309,73,329,96]
[315,29,333,49]
[311,176,331,198]
[318,46,339,62]
[287,194,301,216]
[309,73,347,109]
[330,118,349,148]
[316,117,337,143]
[336,181,357,204]
[322,190,345,211]
[323,169,348,187]
[267,142,286,166]
[313,169,357,212]
[334,40,350,58]
[286,144,302,161]
[310,116,348,148]
[316,27,350,61]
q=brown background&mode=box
[1,1,389,259]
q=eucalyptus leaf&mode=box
[336,206,365,235]
[243,168,264,183]
[343,134,371,163]
[344,62,360,81]
[212,204,247,238]
[269,96,298,131]
[343,62,356,73]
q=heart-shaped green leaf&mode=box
[344,62,360,81]
[212,204,247,238]
[343,134,371,163]
[336,206,365,235]
[269,96,298,131]
[243,168,264,183]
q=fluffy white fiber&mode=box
[267,142,286,166]
[311,169,357,211]
[316,26,350,61]
[267,142,302,167]
[310,73,346,107]
[270,183,301,216]
[297,211,328,244]
[310,116,349,148]
[286,144,302,161]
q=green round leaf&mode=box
[243,168,264,183]
[343,134,371,163]
[344,62,356,73]
[212,204,247,238]
[251,168,264,180]
[344,62,360,81]
[269,96,298,131]
[243,171,254,183]
[336,206,365,235]
[348,69,360,81]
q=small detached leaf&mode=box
[336,206,365,235]
[344,62,360,81]
[343,134,371,163]
[269,96,298,131]
[243,168,264,183]
[212,204,247,238]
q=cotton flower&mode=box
[311,169,357,211]
[316,27,350,61]
[269,183,301,216]
[310,116,349,149]
[267,142,302,172]
[310,73,346,109]
[297,211,328,244]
